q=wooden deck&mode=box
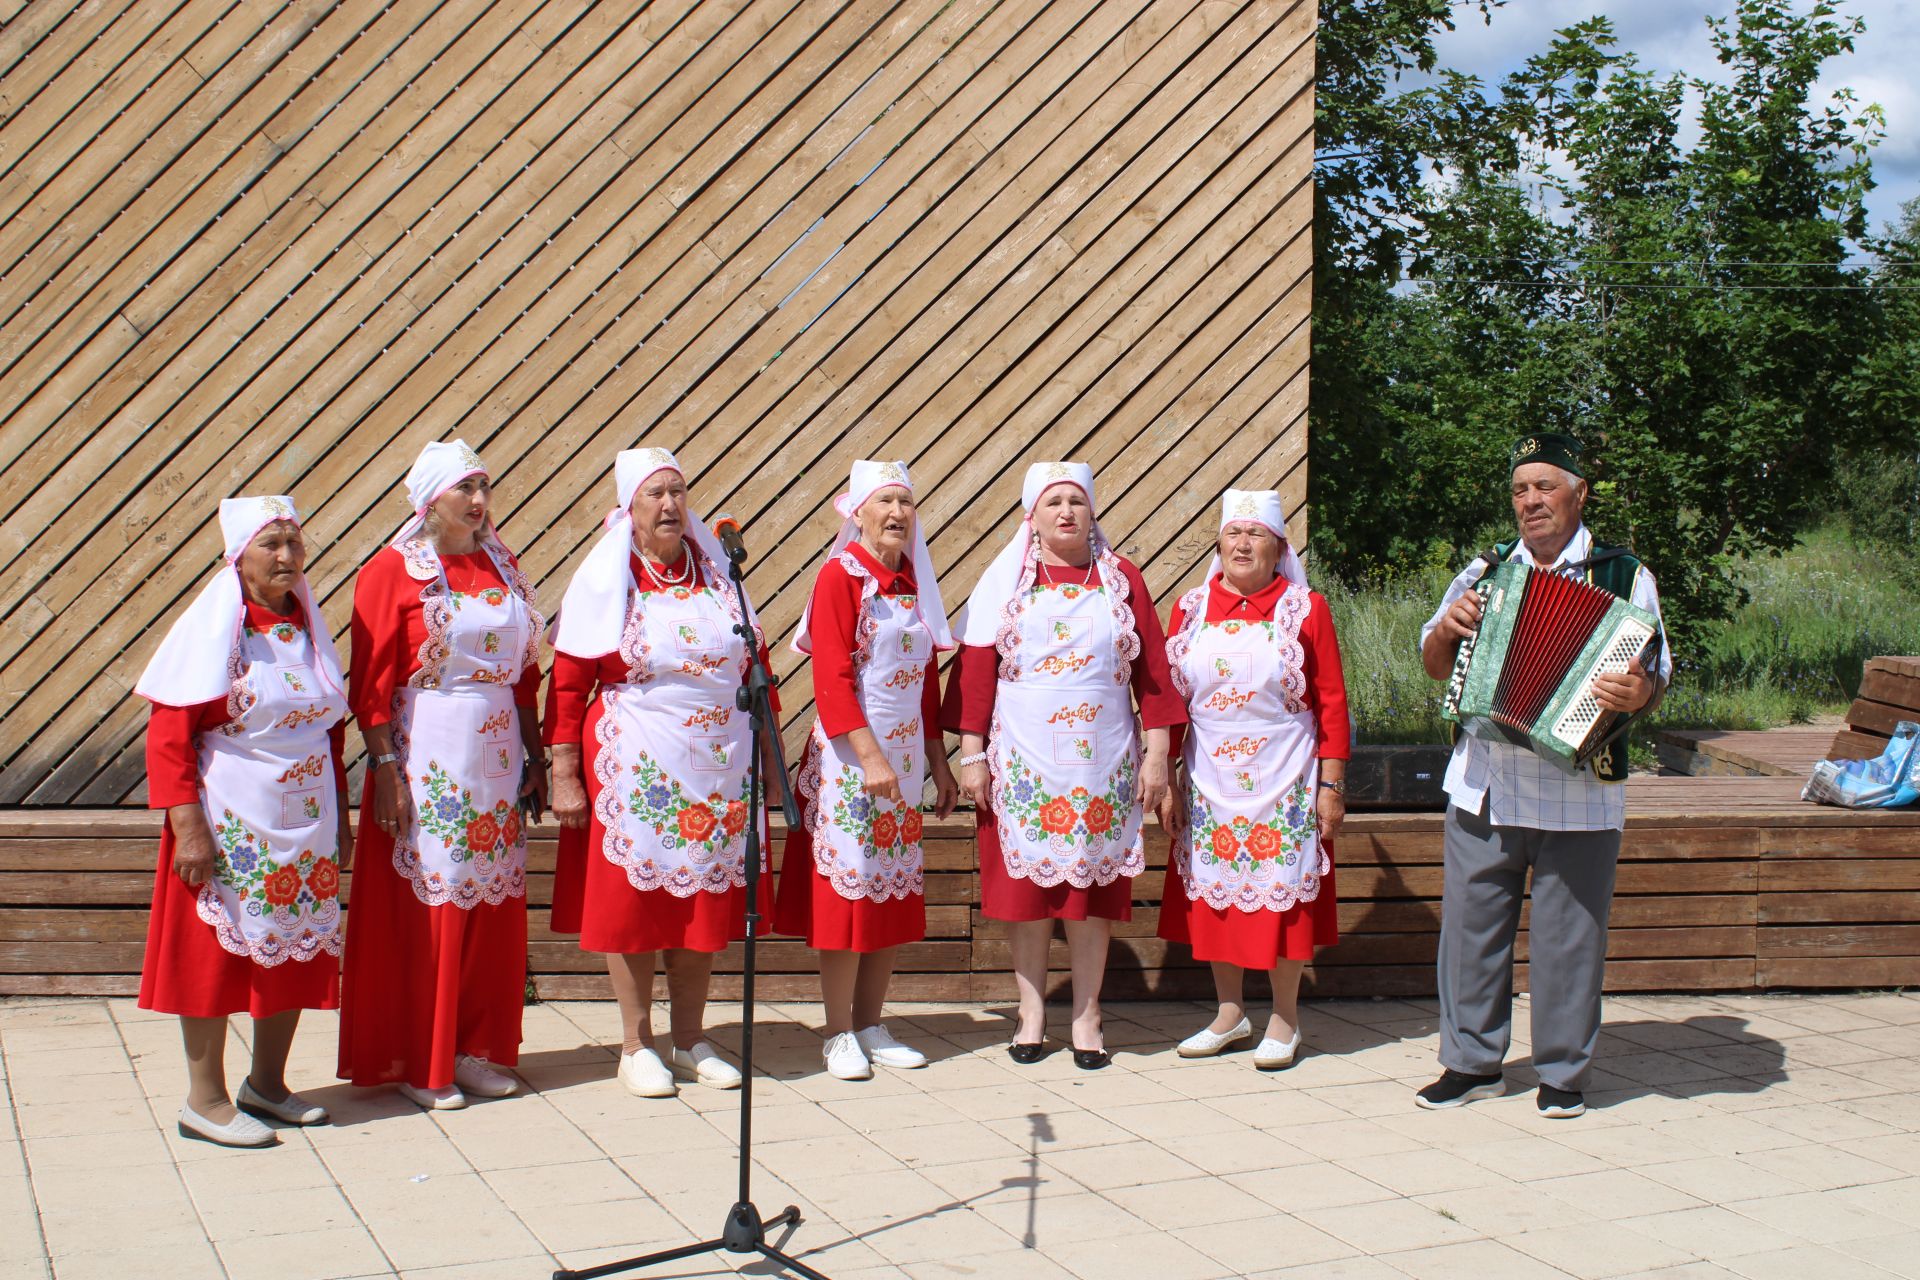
[1657,726,1839,779]
[6,775,1917,1001]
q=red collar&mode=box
[243,597,303,629]
[1206,570,1291,621]
[846,541,916,593]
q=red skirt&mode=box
[975,806,1133,923]
[772,814,924,953]
[138,824,339,1019]
[1158,846,1339,969]
[336,803,527,1090]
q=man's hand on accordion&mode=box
[1436,589,1484,644]
[1590,659,1656,714]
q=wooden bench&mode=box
[1831,656,1920,763]
[7,778,1918,1001]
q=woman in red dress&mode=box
[136,496,350,1147]
[545,448,777,1098]
[337,440,547,1110]
[942,462,1183,1069]
[774,460,958,1080]
[1159,489,1349,1069]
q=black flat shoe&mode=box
[1072,1048,1111,1071]
[1008,1041,1045,1065]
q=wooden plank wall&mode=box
[0,0,1318,804]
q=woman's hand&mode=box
[550,747,589,830]
[1157,774,1185,834]
[959,760,990,810]
[521,757,550,820]
[928,753,958,821]
[335,802,355,872]
[1317,785,1346,843]
[373,759,411,840]
[169,804,217,887]
[1136,727,1171,817]
[860,753,904,806]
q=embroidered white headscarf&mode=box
[953,461,1107,647]
[389,438,495,549]
[1205,488,1308,590]
[550,448,746,658]
[134,496,346,707]
[791,459,954,655]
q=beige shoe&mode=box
[236,1079,329,1125]
[1177,1016,1253,1058]
[1253,1029,1302,1071]
[399,1082,467,1111]
[668,1042,743,1089]
[178,1102,274,1148]
[454,1054,519,1098]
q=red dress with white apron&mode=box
[941,554,1185,921]
[775,545,942,952]
[1158,575,1348,969]
[545,553,776,953]
[338,539,543,1090]
[140,599,347,1018]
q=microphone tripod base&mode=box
[551,1202,831,1280]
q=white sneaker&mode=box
[617,1047,678,1098]
[399,1082,467,1111]
[1253,1028,1302,1071]
[453,1054,519,1098]
[1177,1016,1253,1058]
[854,1023,927,1069]
[178,1102,275,1148]
[823,1031,873,1080]
[668,1042,743,1089]
[236,1079,329,1125]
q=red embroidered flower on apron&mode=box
[1039,797,1077,834]
[722,800,749,837]
[465,812,501,853]
[871,810,899,849]
[901,810,923,844]
[305,859,340,900]
[1210,824,1240,861]
[262,865,304,906]
[1082,796,1115,835]
[677,804,718,843]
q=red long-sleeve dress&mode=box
[940,557,1186,922]
[336,546,541,1090]
[1157,574,1349,969]
[139,598,347,1018]
[773,543,945,952]
[542,552,778,953]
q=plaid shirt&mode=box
[1420,526,1672,832]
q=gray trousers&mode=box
[1437,803,1621,1091]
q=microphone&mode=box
[711,513,749,564]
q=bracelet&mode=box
[371,753,399,769]
[957,751,989,766]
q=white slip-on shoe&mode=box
[1177,1016,1253,1058]
[454,1054,519,1098]
[178,1102,275,1148]
[668,1042,743,1089]
[823,1031,873,1080]
[399,1081,468,1111]
[1252,1029,1303,1071]
[854,1023,927,1069]
[618,1047,678,1098]
[236,1079,329,1125]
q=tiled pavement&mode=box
[4,992,1920,1279]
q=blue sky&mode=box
[1425,0,1917,238]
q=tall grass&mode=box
[1317,524,1919,748]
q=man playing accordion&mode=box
[1415,433,1671,1119]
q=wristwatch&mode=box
[371,752,399,769]
[1321,778,1347,795]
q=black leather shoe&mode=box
[1008,1041,1045,1065]
[1072,1048,1111,1071]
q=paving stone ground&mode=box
[4,991,1919,1279]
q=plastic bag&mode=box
[1802,721,1920,808]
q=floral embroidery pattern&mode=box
[1177,777,1326,913]
[799,726,925,903]
[393,757,526,909]
[988,714,1142,889]
[993,541,1138,685]
[196,808,342,966]
[592,740,752,897]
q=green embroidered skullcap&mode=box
[1510,432,1585,478]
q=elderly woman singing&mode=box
[337,440,546,1110]
[1159,490,1349,1069]
[941,462,1183,1070]
[135,496,350,1147]
[544,448,777,1099]
[774,460,959,1081]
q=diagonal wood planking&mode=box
[0,0,1314,804]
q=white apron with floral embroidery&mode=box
[593,565,766,895]
[1167,582,1325,912]
[391,539,541,909]
[799,553,930,903]
[197,614,346,966]
[987,553,1144,889]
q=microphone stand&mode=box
[553,538,828,1280]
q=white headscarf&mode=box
[1205,488,1308,590]
[953,461,1105,647]
[550,448,745,658]
[134,496,346,708]
[791,459,954,655]
[389,438,493,548]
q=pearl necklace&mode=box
[637,539,693,588]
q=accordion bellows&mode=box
[1442,561,1660,769]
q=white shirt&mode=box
[1420,525,1672,832]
